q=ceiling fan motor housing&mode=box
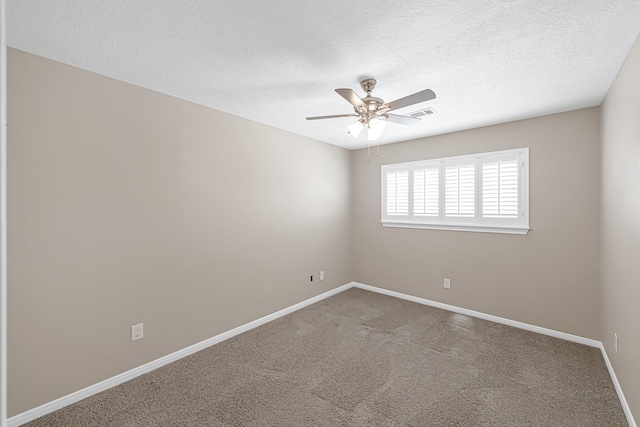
[358,79,383,113]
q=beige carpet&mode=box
[25,288,627,426]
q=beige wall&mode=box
[601,33,640,421]
[352,108,601,340]
[8,43,637,421]
[7,48,352,416]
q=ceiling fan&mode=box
[306,79,436,141]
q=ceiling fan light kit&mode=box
[347,119,365,138]
[366,118,385,141]
[306,79,436,142]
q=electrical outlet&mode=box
[131,323,144,342]
[320,271,325,280]
[444,278,451,289]
[614,333,619,353]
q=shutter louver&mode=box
[482,159,519,218]
[445,164,475,217]
[414,167,439,216]
[386,170,409,216]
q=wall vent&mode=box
[409,107,436,118]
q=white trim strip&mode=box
[7,283,355,427]
[352,282,599,347]
[355,282,636,424]
[1,1,8,425]
[9,282,635,427]
[381,221,530,235]
[599,343,637,427]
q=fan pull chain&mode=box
[366,141,379,163]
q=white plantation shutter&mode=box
[445,163,475,218]
[482,157,519,219]
[381,148,528,234]
[385,170,409,216]
[414,166,439,216]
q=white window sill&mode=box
[381,221,530,235]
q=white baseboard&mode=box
[600,344,637,427]
[354,282,636,426]
[9,281,635,427]
[352,282,600,347]
[7,282,355,427]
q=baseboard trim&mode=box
[599,344,637,427]
[353,283,639,425]
[7,282,355,427]
[352,282,600,348]
[9,281,634,427]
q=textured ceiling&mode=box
[7,0,640,149]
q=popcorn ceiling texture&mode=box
[7,0,640,149]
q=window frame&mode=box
[381,148,530,235]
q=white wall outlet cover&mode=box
[320,271,325,280]
[444,278,451,289]
[131,323,144,342]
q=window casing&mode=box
[381,148,529,234]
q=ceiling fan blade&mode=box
[384,89,436,112]
[306,113,359,121]
[335,88,368,111]
[381,114,421,126]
